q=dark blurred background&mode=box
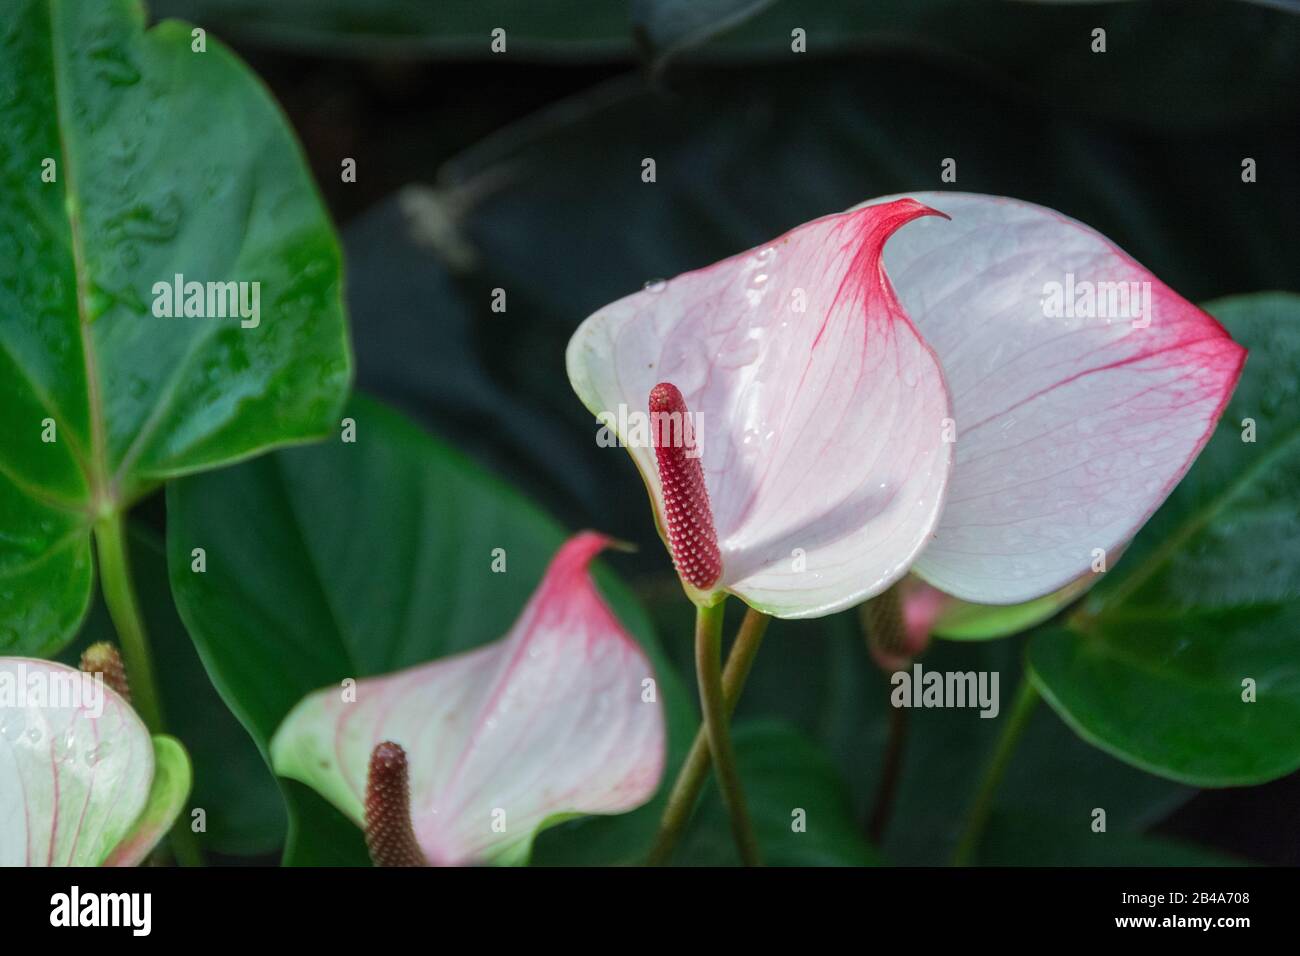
[147,0,1300,864]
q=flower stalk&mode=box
[952,678,1041,865]
[693,599,761,866]
[648,607,770,865]
[93,514,163,733]
[861,582,920,844]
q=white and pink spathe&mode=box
[567,193,1245,618]
[272,532,666,866]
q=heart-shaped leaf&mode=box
[167,394,695,865]
[0,657,187,865]
[0,0,351,655]
[1029,293,1300,786]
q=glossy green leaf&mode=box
[167,393,695,866]
[0,0,351,656]
[1029,293,1300,786]
[103,734,192,866]
[73,527,285,856]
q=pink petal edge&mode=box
[270,532,667,866]
[567,199,955,619]
[870,193,1246,604]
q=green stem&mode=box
[93,512,202,867]
[647,607,770,865]
[94,513,163,733]
[692,599,761,866]
[951,677,1040,866]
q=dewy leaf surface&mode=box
[873,193,1245,605]
[0,0,351,655]
[0,657,153,865]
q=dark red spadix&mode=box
[649,382,722,592]
[364,741,427,867]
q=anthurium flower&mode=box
[569,199,955,617]
[567,194,1244,616]
[0,658,191,866]
[270,532,666,866]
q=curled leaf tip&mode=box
[649,382,721,592]
[364,741,427,868]
[80,641,130,703]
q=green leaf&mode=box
[706,613,1192,864]
[681,0,1300,129]
[1029,293,1300,786]
[672,720,881,866]
[166,393,695,866]
[104,734,193,866]
[73,527,285,856]
[973,809,1241,867]
[0,0,352,656]
[152,0,632,58]
[631,0,777,68]
[155,0,1300,128]
[279,778,367,867]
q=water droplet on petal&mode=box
[0,713,25,743]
